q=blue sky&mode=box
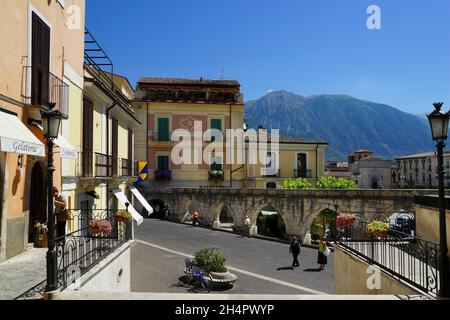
[86,0,450,114]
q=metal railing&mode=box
[21,66,69,117]
[335,218,440,296]
[15,209,131,299]
[294,169,312,179]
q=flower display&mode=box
[336,214,356,228]
[117,210,132,223]
[89,219,112,235]
[367,220,389,238]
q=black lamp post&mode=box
[41,107,64,294]
[427,102,450,298]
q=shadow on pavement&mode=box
[276,266,294,271]
[303,268,322,272]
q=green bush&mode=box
[194,248,227,273]
[317,176,356,190]
[278,178,312,189]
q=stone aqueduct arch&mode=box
[137,187,437,240]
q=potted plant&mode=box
[89,219,113,236]
[194,248,236,283]
[367,220,389,238]
[209,170,224,180]
[117,210,132,223]
[336,214,356,228]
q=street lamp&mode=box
[427,102,450,298]
[41,106,64,295]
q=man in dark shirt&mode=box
[289,237,301,268]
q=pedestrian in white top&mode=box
[244,215,251,238]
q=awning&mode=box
[129,186,153,215]
[33,124,77,159]
[0,112,45,157]
[112,189,143,225]
[55,134,77,159]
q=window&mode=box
[210,119,222,142]
[82,98,93,177]
[157,156,170,170]
[31,12,50,106]
[296,153,308,178]
[157,118,170,141]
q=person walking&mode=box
[53,187,68,239]
[244,215,251,237]
[192,210,199,226]
[317,235,328,271]
[289,237,301,268]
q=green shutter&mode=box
[157,118,169,141]
[210,119,222,142]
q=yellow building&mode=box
[133,77,246,188]
[246,130,328,189]
[0,0,85,261]
[63,30,141,232]
[132,77,328,192]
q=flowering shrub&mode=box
[317,176,356,189]
[278,178,312,189]
[336,214,356,228]
[89,219,112,235]
[367,221,389,233]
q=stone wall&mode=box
[139,187,437,240]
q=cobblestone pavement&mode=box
[0,247,46,300]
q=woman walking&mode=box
[317,235,328,271]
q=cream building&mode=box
[0,0,85,261]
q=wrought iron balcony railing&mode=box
[294,169,312,179]
[21,66,69,117]
[334,218,440,296]
[15,209,132,299]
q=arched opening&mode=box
[149,199,171,220]
[256,204,286,239]
[308,208,338,244]
[180,200,202,225]
[28,163,46,243]
[371,176,380,189]
[266,182,277,189]
[210,202,235,231]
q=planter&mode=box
[209,271,237,282]
[374,230,388,239]
[117,215,132,223]
[90,225,101,235]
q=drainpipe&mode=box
[106,102,117,208]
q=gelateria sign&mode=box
[0,137,45,157]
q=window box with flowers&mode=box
[209,170,224,181]
[154,169,172,181]
[89,219,112,236]
[367,221,389,239]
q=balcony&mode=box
[294,169,312,179]
[21,66,69,118]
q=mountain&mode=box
[245,90,434,161]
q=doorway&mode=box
[28,163,46,243]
